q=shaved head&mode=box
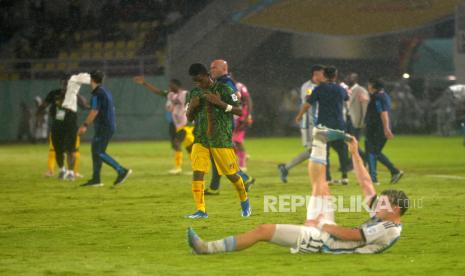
[210,59,229,79]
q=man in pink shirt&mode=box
[233,81,253,171]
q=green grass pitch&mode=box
[1,136,465,275]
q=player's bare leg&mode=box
[307,125,352,221]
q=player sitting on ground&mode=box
[187,127,408,254]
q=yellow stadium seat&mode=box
[104,41,114,49]
[126,41,136,49]
[0,73,8,80]
[70,52,79,59]
[140,22,151,30]
[81,31,91,39]
[114,50,125,58]
[9,73,19,80]
[46,63,55,70]
[57,63,66,70]
[58,51,68,59]
[82,42,92,49]
[68,63,79,69]
[81,50,91,59]
[125,50,135,58]
[92,51,103,59]
[156,50,166,66]
[33,63,44,70]
[94,42,103,49]
[103,51,114,59]
[115,41,126,49]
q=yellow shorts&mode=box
[176,126,194,148]
[191,143,239,176]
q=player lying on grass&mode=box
[187,126,409,254]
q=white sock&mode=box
[307,196,324,220]
[205,236,236,253]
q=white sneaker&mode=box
[58,169,67,180]
[169,168,182,175]
[239,167,247,172]
[66,171,75,181]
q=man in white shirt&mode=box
[346,73,369,162]
[188,126,408,255]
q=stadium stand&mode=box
[0,0,210,80]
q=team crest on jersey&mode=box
[231,94,238,102]
[307,89,313,95]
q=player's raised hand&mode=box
[133,76,145,85]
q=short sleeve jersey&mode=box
[90,85,116,134]
[307,82,349,130]
[188,82,239,148]
[365,90,391,131]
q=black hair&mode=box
[170,79,182,87]
[311,64,325,76]
[188,63,208,76]
[90,70,104,84]
[368,77,384,90]
[60,73,71,82]
[381,189,409,216]
[324,66,337,80]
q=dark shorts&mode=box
[51,112,78,153]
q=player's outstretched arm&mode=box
[347,138,376,202]
[133,76,165,96]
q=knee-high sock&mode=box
[232,177,248,201]
[175,151,183,169]
[189,228,236,254]
[192,180,206,212]
[99,153,125,174]
[285,150,310,170]
[73,151,80,174]
[237,150,246,168]
[48,148,55,172]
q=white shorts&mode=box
[272,224,331,254]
